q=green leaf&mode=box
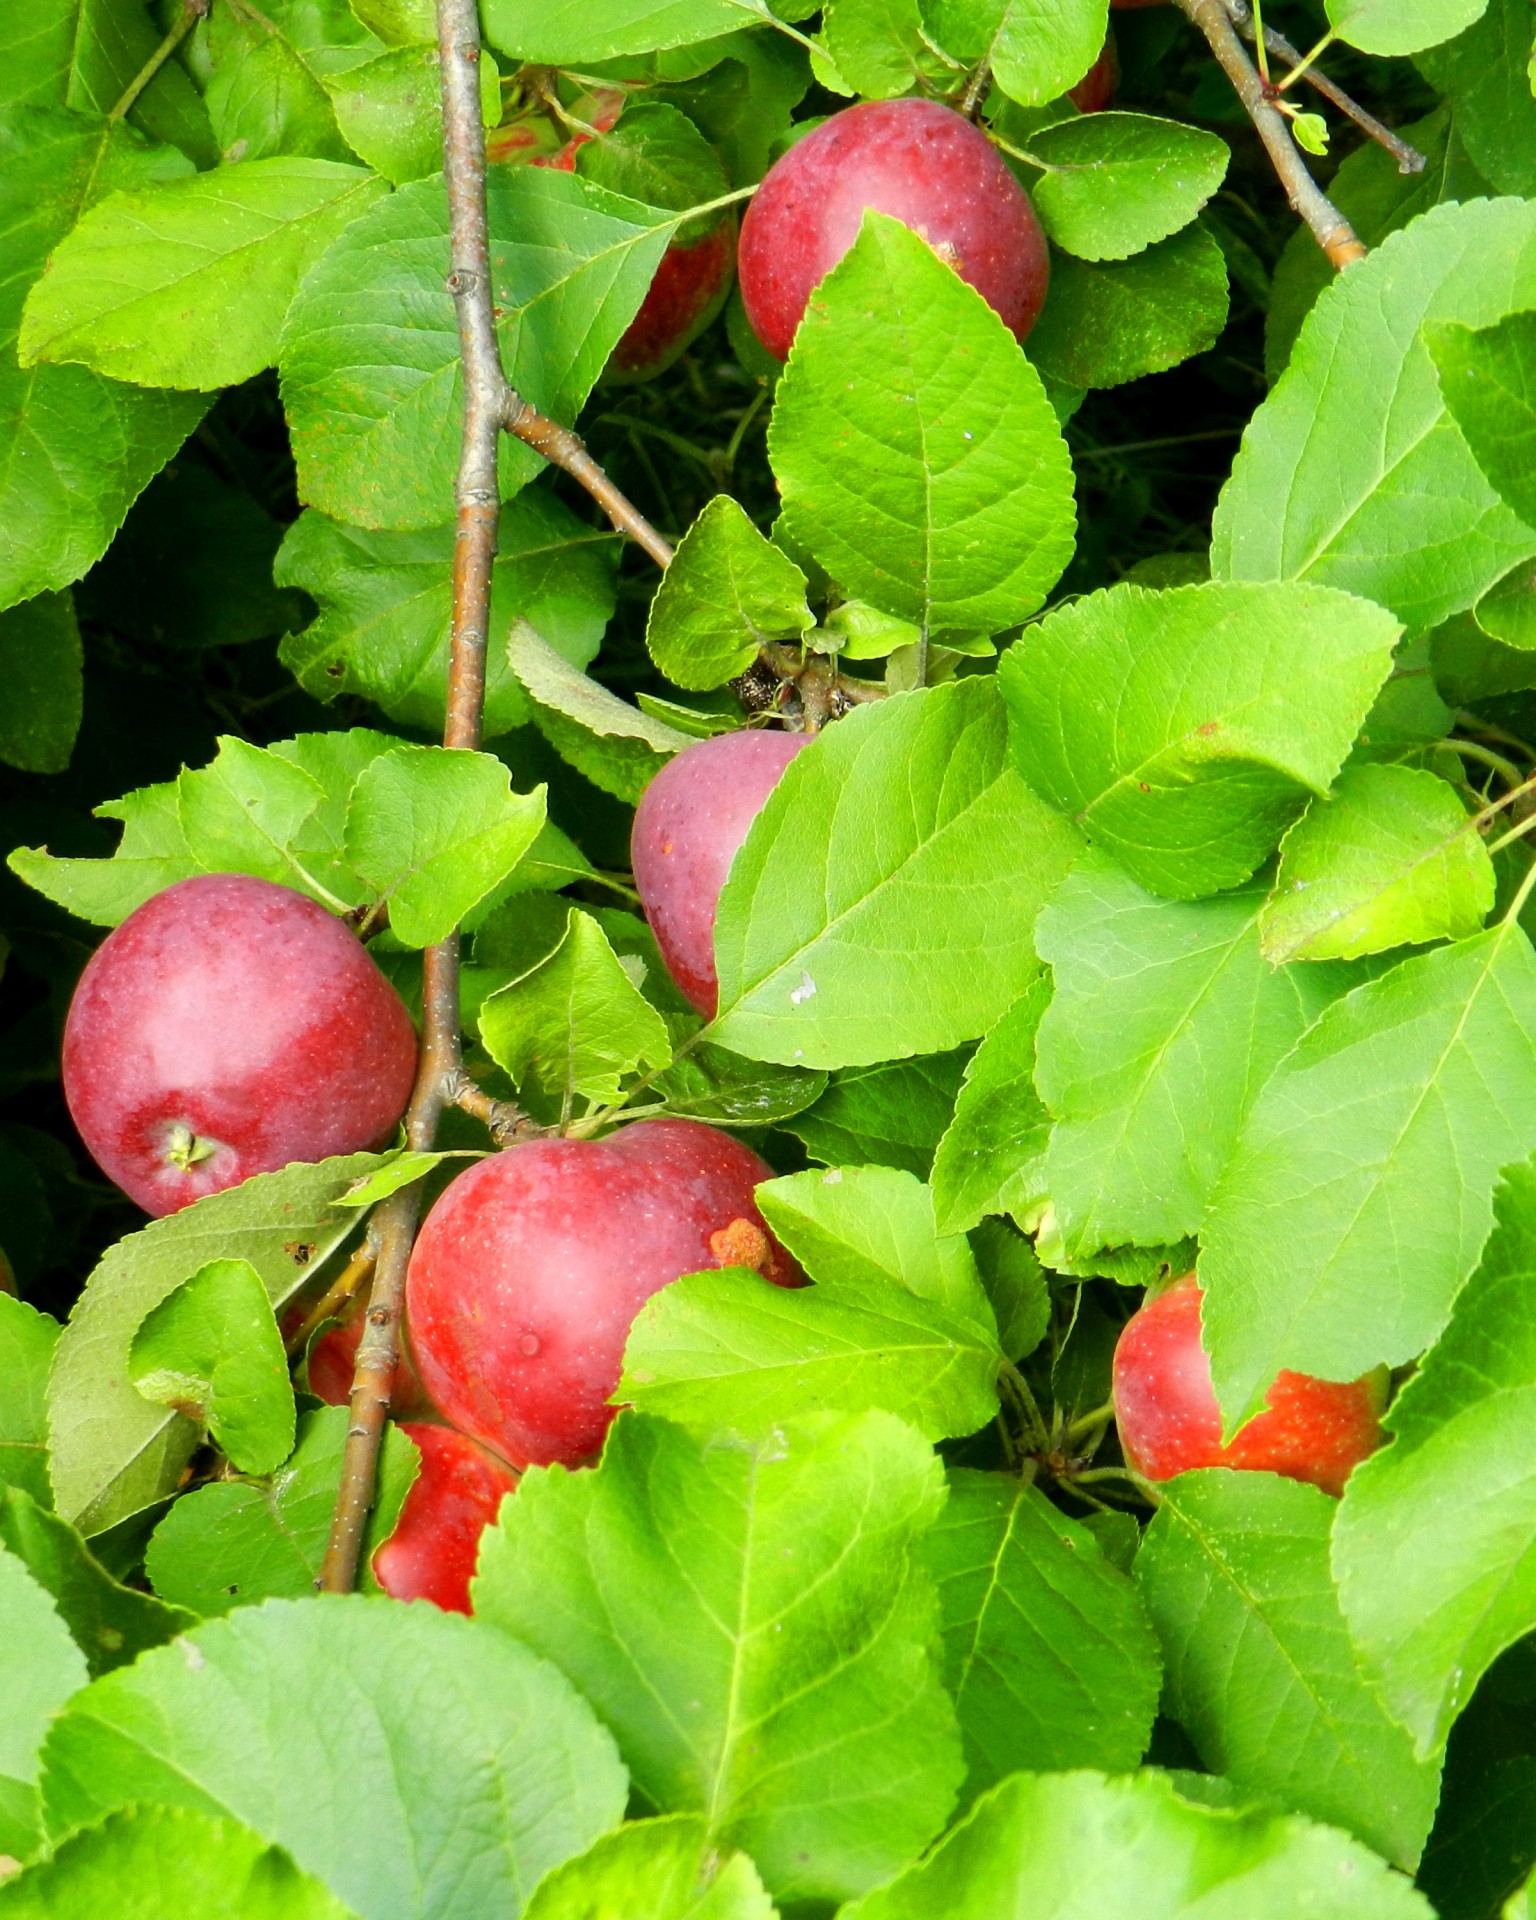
[1332,1156,1536,1755]
[756,1164,994,1324]
[2,0,216,162]
[838,1766,1434,1919]
[46,1153,388,1537]
[923,0,1109,106]
[473,1410,961,1906]
[9,777,200,926]
[1265,109,1487,382]
[507,619,690,803]
[0,1544,87,1863]
[1025,222,1230,391]
[1260,762,1494,963]
[0,1295,58,1508]
[0,591,79,773]
[0,1485,193,1678]
[927,1470,1161,1794]
[0,105,206,611]
[480,0,747,63]
[969,1218,1048,1360]
[279,168,670,531]
[128,1259,295,1478]
[479,908,672,1104]
[1200,923,1536,1430]
[1000,581,1400,900]
[1416,0,1536,196]
[1032,856,1356,1255]
[714,679,1082,1067]
[144,1406,418,1614]
[202,0,377,167]
[20,159,387,390]
[1026,113,1230,263]
[1326,0,1487,57]
[930,981,1050,1236]
[648,1041,826,1128]
[277,495,617,737]
[1139,1471,1441,1868]
[786,1051,970,1179]
[0,1805,362,1919]
[768,213,1076,634]
[324,45,459,185]
[1429,309,1536,533]
[39,1594,629,1920]
[522,1818,773,1920]
[344,745,546,948]
[820,0,952,98]
[646,496,812,691]
[575,101,731,241]
[618,1265,1003,1440]
[176,735,332,897]
[1212,197,1536,636]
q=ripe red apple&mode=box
[737,98,1050,361]
[1112,1276,1383,1497]
[631,729,809,1018]
[62,874,417,1217]
[605,216,737,383]
[1069,33,1120,111]
[302,1286,436,1421]
[372,1422,519,1614]
[406,1118,798,1467]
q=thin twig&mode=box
[446,1068,537,1145]
[1173,0,1367,270]
[1222,0,1425,174]
[108,0,208,122]
[320,0,500,1595]
[504,397,674,566]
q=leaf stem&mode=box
[1172,0,1366,269]
[1434,736,1526,792]
[108,0,208,122]
[1000,1361,1050,1452]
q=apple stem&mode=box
[1172,0,1367,270]
[284,1233,378,1359]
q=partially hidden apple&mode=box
[1069,33,1120,111]
[631,728,809,1017]
[301,1284,436,1421]
[371,1422,520,1614]
[63,874,417,1217]
[406,1118,798,1468]
[1112,1276,1384,1497]
[738,97,1050,361]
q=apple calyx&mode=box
[161,1121,223,1173]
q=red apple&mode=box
[1069,33,1120,112]
[406,1118,798,1467]
[1112,1276,1383,1497]
[302,1285,436,1421]
[606,216,737,383]
[372,1422,520,1614]
[62,874,417,1217]
[631,729,808,1018]
[737,98,1050,361]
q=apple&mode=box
[1111,1276,1383,1496]
[605,216,737,383]
[371,1422,520,1614]
[406,1118,798,1467]
[631,728,809,1018]
[1069,33,1120,112]
[62,874,417,1217]
[301,1287,435,1421]
[737,98,1050,361]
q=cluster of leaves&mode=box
[11,0,1536,1915]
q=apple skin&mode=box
[606,218,737,384]
[406,1119,799,1468]
[738,98,1050,361]
[371,1422,520,1614]
[1069,33,1120,111]
[62,874,417,1217]
[302,1287,436,1422]
[631,729,809,1018]
[1112,1276,1384,1497]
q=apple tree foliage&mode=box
[6,0,1536,1913]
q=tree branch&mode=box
[1221,0,1425,176]
[1174,0,1367,270]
